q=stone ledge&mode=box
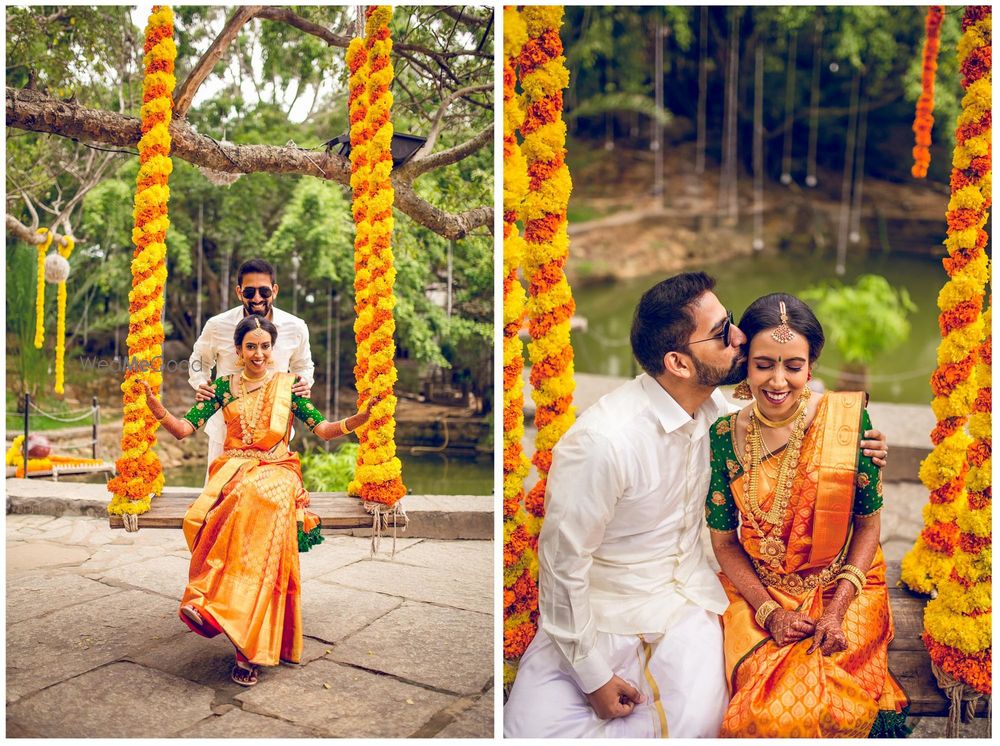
[5,479,493,540]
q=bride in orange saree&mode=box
[706,294,908,738]
[141,314,372,686]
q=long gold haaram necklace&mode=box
[741,387,811,568]
[238,371,270,445]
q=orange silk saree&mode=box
[718,393,908,738]
[179,372,319,666]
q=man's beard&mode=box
[243,299,271,317]
[691,353,746,387]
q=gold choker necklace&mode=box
[241,370,267,382]
[753,389,810,428]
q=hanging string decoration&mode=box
[923,303,991,699]
[348,6,407,513]
[501,5,537,687]
[108,5,176,519]
[921,5,992,702]
[52,237,76,395]
[912,6,945,178]
[33,228,53,349]
[506,5,576,673]
[901,5,991,595]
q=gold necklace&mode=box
[753,391,809,429]
[744,392,810,528]
[238,374,270,445]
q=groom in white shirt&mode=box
[504,272,887,738]
[188,258,315,471]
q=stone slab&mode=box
[302,583,402,644]
[329,603,492,695]
[177,708,319,738]
[6,589,179,703]
[328,560,492,614]
[99,553,191,599]
[6,541,92,574]
[6,572,121,624]
[236,657,456,738]
[6,661,215,738]
[434,693,494,738]
[79,542,180,577]
[394,539,493,580]
[298,536,423,580]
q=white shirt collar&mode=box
[639,373,725,436]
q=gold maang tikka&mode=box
[771,301,796,344]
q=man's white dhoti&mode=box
[505,606,728,738]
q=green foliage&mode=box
[299,442,359,492]
[801,275,917,366]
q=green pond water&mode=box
[571,252,954,404]
[165,452,494,496]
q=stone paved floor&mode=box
[6,515,494,738]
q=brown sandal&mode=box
[231,662,258,687]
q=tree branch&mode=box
[416,84,491,158]
[6,214,71,247]
[400,125,492,178]
[6,86,492,240]
[440,6,491,29]
[174,6,263,118]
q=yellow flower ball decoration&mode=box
[347,6,406,508]
[901,5,991,596]
[502,5,538,688]
[33,228,53,349]
[54,237,76,395]
[108,4,176,517]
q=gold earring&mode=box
[236,356,245,368]
[734,380,753,400]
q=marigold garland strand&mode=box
[501,5,537,687]
[912,6,945,178]
[349,6,406,507]
[108,4,176,517]
[54,237,76,395]
[33,228,53,349]
[901,5,991,595]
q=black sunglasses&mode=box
[241,286,273,299]
[689,310,733,347]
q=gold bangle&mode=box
[836,572,864,597]
[842,563,867,581]
[755,600,780,629]
[154,410,167,421]
[340,417,354,435]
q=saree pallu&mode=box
[179,372,317,666]
[719,393,908,738]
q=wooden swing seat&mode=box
[108,491,402,531]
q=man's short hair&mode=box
[237,258,276,286]
[630,272,716,376]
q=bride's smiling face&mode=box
[237,328,274,377]
[747,329,811,420]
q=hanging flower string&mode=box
[349,6,406,509]
[901,5,991,594]
[912,6,945,178]
[33,228,53,349]
[921,5,992,698]
[108,4,176,518]
[54,237,76,395]
[501,5,537,687]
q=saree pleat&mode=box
[719,395,908,738]
[179,373,310,666]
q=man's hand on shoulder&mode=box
[291,376,311,399]
[586,674,644,720]
[195,382,217,402]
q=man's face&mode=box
[683,291,747,387]
[236,272,278,318]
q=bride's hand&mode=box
[137,379,166,419]
[765,609,815,647]
[808,612,848,656]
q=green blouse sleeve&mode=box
[182,377,230,430]
[706,415,740,531]
[291,392,326,432]
[854,409,884,515]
